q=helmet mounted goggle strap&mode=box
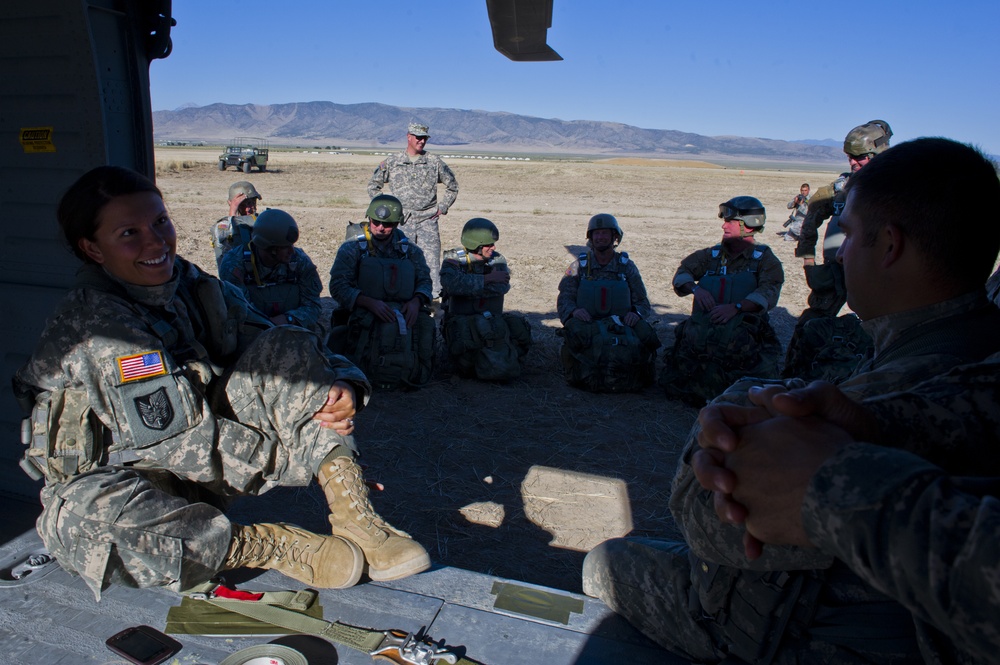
[719,203,764,237]
[718,203,764,221]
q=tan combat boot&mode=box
[318,456,431,581]
[223,522,364,589]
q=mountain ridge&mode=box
[152,101,844,163]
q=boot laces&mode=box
[229,529,314,572]
[333,460,388,532]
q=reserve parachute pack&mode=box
[782,313,873,383]
[560,316,659,393]
[575,251,632,318]
[660,310,780,406]
[331,305,434,389]
[443,311,531,381]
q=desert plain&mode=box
[155,147,839,592]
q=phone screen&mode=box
[106,625,182,665]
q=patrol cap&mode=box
[407,123,430,137]
[719,196,766,229]
[366,194,404,224]
[252,209,298,248]
[228,181,261,201]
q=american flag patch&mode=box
[117,351,167,383]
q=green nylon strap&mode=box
[187,589,485,665]
[204,597,383,652]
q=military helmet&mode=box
[718,196,766,229]
[461,217,500,251]
[366,195,403,224]
[252,209,299,248]
[843,120,893,158]
[228,180,261,201]
[586,213,623,242]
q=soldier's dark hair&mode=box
[844,137,1000,290]
[57,166,162,262]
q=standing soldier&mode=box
[660,197,784,405]
[328,195,435,389]
[557,214,660,392]
[780,182,810,241]
[440,218,532,380]
[218,208,323,332]
[211,181,261,270]
[784,120,892,379]
[367,122,459,302]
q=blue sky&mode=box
[150,1,1000,155]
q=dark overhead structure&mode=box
[486,0,562,61]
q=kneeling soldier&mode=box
[557,214,660,392]
[328,195,435,389]
[440,218,531,380]
[660,196,784,405]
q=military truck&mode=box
[218,136,269,172]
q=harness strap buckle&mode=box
[370,629,458,665]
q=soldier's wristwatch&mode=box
[735,302,743,312]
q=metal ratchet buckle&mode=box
[370,629,458,665]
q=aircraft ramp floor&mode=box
[0,525,687,664]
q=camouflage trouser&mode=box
[799,262,847,327]
[582,538,722,661]
[404,215,442,299]
[36,326,358,599]
[583,538,923,664]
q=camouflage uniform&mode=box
[584,290,1000,663]
[210,213,255,270]
[805,350,1000,665]
[987,265,1000,305]
[783,193,809,240]
[15,258,371,600]
[367,151,459,298]
[661,242,784,405]
[439,248,531,379]
[218,243,323,332]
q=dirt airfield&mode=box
[155,147,837,592]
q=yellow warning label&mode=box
[20,127,56,153]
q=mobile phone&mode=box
[105,625,182,665]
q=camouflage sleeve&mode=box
[624,261,653,319]
[440,257,491,297]
[803,442,1000,662]
[328,241,362,309]
[672,248,712,297]
[367,160,388,199]
[745,246,784,311]
[860,351,1000,470]
[437,158,459,213]
[409,244,434,303]
[987,266,1000,306]
[285,250,323,330]
[795,183,836,258]
[217,245,247,291]
[15,293,249,473]
[669,378,837,571]
[556,261,582,323]
[486,253,512,296]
